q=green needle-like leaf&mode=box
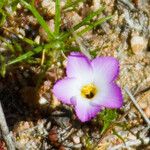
[0,0,4,9]
[0,9,6,27]
[7,42,55,66]
[7,46,43,65]
[60,7,106,39]
[0,55,6,77]
[73,6,105,31]
[0,36,15,53]
[21,0,54,40]
[21,37,37,46]
[77,15,112,36]
[55,0,61,36]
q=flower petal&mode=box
[52,77,78,104]
[66,52,93,83]
[91,57,119,83]
[75,98,101,122]
[93,83,123,108]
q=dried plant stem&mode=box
[97,87,150,147]
[0,102,15,150]
[73,32,91,59]
[109,137,150,150]
[124,87,150,127]
[118,0,135,10]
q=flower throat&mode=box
[81,83,97,99]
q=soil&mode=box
[0,0,150,150]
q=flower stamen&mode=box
[81,83,97,99]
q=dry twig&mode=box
[73,32,92,59]
[0,102,16,150]
[109,137,150,150]
[124,87,150,127]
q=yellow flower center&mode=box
[81,83,97,99]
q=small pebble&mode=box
[131,35,148,55]
[34,35,41,44]
[39,96,48,105]
[145,107,150,118]
[76,129,84,137]
[72,135,80,144]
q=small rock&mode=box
[139,101,148,109]
[128,133,137,140]
[92,0,101,11]
[135,63,143,70]
[131,35,148,55]
[41,0,55,16]
[145,107,150,118]
[72,135,80,144]
[62,11,82,29]
[39,96,49,105]
[13,121,45,150]
[76,129,84,137]
[53,116,71,128]
[39,20,54,41]
[41,0,65,16]
[49,127,59,145]
[137,90,150,110]
[34,35,41,44]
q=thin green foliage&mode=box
[0,0,5,8]
[0,36,15,53]
[77,15,112,36]
[61,7,106,39]
[7,42,61,65]
[1,0,112,77]
[31,0,35,6]
[0,55,6,77]
[84,133,94,150]
[0,0,19,13]
[12,40,23,52]
[55,0,61,36]
[0,0,22,27]
[0,9,6,27]
[73,7,106,30]
[7,46,43,65]
[9,0,19,11]
[21,37,37,46]
[99,109,118,134]
[20,0,54,40]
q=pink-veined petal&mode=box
[91,57,119,83]
[92,83,123,108]
[66,52,93,83]
[75,98,101,122]
[52,77,78,104]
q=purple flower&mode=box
[53,52,123,122]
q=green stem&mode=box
[21,37,37,45]
[7,46,43,65]
[77,16,112,36]
[21,0,54,40]
[7,42,55,66]
[60,7,105,39]
[0,9,6,27]
[61,16,112,43]
[73,6,105,31]
[0,36,14,53]
[55,0,61,36]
